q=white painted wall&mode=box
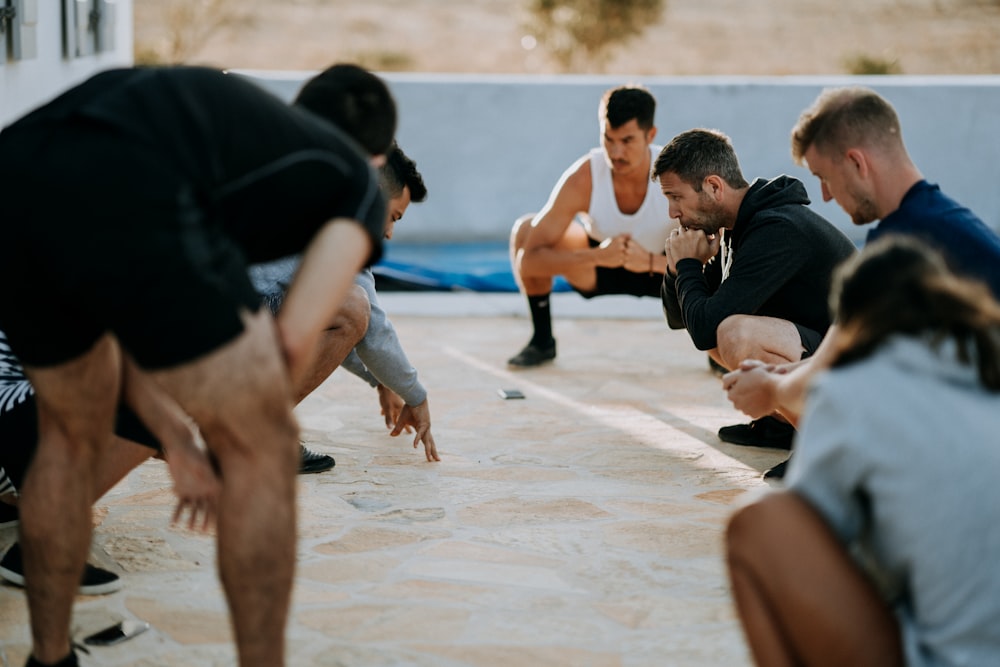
[246,71,1000,245]
[1,0,133,126]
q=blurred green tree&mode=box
[522,0,666,71]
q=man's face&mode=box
[803,144,879,225]
[657,171,730,234]
[601,119,655,176]
[383,185,412,240]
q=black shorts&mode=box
[795,324,824,359]
[0,389,161,490]
[572,238,663,299]
[0,119,261,369]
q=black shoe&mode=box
[0,543,123,595]
[299,445,335,475]
[0,501,18,529]
[27,650,79,667]
[708,356,727,377]
[763,456,791,480]
[718,416,795,450]
[507,339,556,368]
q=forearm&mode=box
[675,259,726,349]
[354,335,426,406]
[352,271,427,405]
[341,350,379,388]
[774,327,839,425]
[277,220,371,386]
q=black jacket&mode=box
[662,176,856,350]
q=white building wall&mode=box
[1,0,133,127]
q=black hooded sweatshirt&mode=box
[661,176,856,351]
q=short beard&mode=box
[850,194,880,225]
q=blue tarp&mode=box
[373,242,571,293]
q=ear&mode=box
[845,148,869,178]
[703,174,725,200]
[646,126,658,144]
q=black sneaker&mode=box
[763,456,791,480]
[0,542,123,595]
[26,650,79,667]
[299,445,335,475]
[718,416,795,450]
[0,501,18,529]
[507,339,556,368]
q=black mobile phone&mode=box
[497,388,525,400]
[82,619,150,646]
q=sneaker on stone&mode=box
[507,339,556,368]
[0,543,123,595]
[763,456,791,480]
[718,416,795,450]
[299,445,335,475]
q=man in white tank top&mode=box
[508,85,675,367]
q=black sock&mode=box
[527,293,553,346]
[26,651,78,667]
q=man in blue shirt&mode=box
[721,86,1000,476]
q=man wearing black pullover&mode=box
[653,129,855,450]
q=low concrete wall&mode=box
[247,71,1000,245]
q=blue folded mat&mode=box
[373,242,571,293]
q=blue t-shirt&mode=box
[868,181,1000,299]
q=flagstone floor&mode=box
[0,293,786,666]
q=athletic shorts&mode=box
[573,238,664,299]
[0,385,161,491]
[795,324,824,359]
[0,119,261,370]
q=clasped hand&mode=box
[664,227,720,274]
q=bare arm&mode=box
[121,358,220,531]
[722,325,841,427]
[276,220,372,389]
[519,157,628,277]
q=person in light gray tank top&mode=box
[726,236,1000,667]
[507,84,676,368]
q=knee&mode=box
[328,285,371,343]
[716,315,754,363]
[726,493,796,566]
[511,213,535,248]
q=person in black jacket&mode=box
[653,128,856,451]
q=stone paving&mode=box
[0,293,786,667]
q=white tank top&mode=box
[581,145,671,253]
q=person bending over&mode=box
[0,62,394,667]
[251,143,439,463]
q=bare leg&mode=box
[91,437,156,502]
[292,284,369,403]
[510,213,550,296]
[726,492,904,667]
[20,334,121,664]
[151,309,298,667]
[510,213,596,295]
[716,315,805,369]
